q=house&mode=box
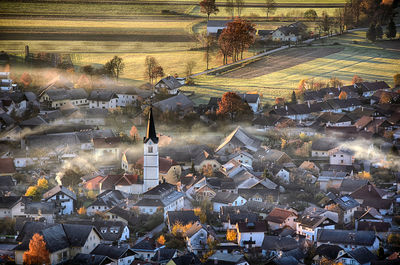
[266,208,298,230]
[0,158,16,176]
[14,223,102,265]
[230,150,253,167]
[193,150,221,171]
[272,23,305,42]
[88,90,118,110]
[335,247,377,265]
[325,192,359,224]
[211,192,247,212]
[103,206,136,226]
[155,76,182,95]
[167,210,200,232]
[257,148,293,166]
[131,237,161,261]
[151,248,178,264]
[43,185,77,215]
[339,179,371,195]
[153,93,194,115]
[185,221,215,255]
[0,175,16,194]
[238,93,261,113]
[24,201,58,223]
[317,171,349,192]
[205,252,249,265]
[317,112,353,127]
[329,148,354,166]
[354,81,390,97]
[236,221,267,248]
[311,138,338,157]
[215,126,262,156]
[91,244,136,265]
[261,235,299,258]
[69,253,113,265]
[295,215,335,242]
[222,211,258,230]
[316,229,379,252]
[299,161,320,175]
[271,166,290,184]
[40,88,88,108]
[87,189,129,216]
[134,182,185,218]
[313,244,344,264]
[84,175,105,191]
[0,196,27,218]
[0,72,15,91]
[68,220,130,244]
[113,86,138,107]
[166,252,202,265]
[350,184,393,215]
[93,137,121,162]
[207,20,231,35]
[258,30,273,41]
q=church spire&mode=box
[144,107,158,144]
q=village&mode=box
[0,62,400,265]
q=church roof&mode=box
[144,107,158,144]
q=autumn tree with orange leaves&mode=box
[380,92,391,104]
[23,233,50,265]
[338,91,348,100]
[218,18,256,64]
[352,75,363,84]
[217,92,252,121]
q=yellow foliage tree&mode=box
[157,235,166,245]
[226,229,237,242]
[358,171,372,180]
[281,138,287,150]
[380,92,391,104]
[77,207,86,215]
[171,222,193,237]
[25,186,40,200]
[36,178,48,191]
[23,233,50,265]
[298,79,307,91]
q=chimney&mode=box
[368,184,372,192]
[285,105,288,111]
[307,101,310,108]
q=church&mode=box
[114,107,161,194]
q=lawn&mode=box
[186,30,400,104]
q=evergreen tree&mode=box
[291,91,297,104]
[386,19,397,39]
[375,24,383,39]
[366,24,376,42]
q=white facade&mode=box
[46,193,74,215]
[237,231,265,247]
[116,94,136,107]
[296,223,335,242]
[89,98,117,109]
[330,150,353,166]
[213,196,247,212]
[276,168,290,184]
[143,139,159,192]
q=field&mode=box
[187,30,400,104]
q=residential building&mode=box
[43,185,76,215]
[316,229,379,252]
[236,221,267,248]
[266,207,298,230]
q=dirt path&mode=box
[222,47,344,79]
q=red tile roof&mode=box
[0,158,15,174]
[266,208,297,224]
[93,137,120,148]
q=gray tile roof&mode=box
[317,229,376,246]
[90,243,135,259]
[43,185,77,201]
[88,90,117,101]
[153,93,194,112]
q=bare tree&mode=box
[144,56,164,85]
[226,0,235,18]
[334,8,345,34]
[200,0,219,21]
[104,56,125,81]
[264,0,276,19]
[235,0,244,17]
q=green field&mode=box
[187,30,400,104]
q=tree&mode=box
[218,18,256,63]
[352,75,363,84]
[144,56,164,85]
[36,178,48,192]
[329,76,343,88]
[348,0,361,25]
[129,125,140,142]
[235,0,244,17]
[185,60,197,77]
[104,56,125,81]
[291,91,297,104]
[304,9,317,21]
[217,92,252,121]
[335,8,345,34]
[338,91,348,100]
[319,12,332,36]
[25,186,40,201]
[386,18,397,39]
[23,233,50,265]
[388,233,400,250]
[298,79,307,91]
[225,0,235,17]
[376,24,383,39]
[264,0,276,19]
[157,235,166,245]
[62,168,84,187]
[394,74,400,87]
[81,65,94,78]
[366,24,376,42]
[200,0,219,21]
[20,72,33,88]
[226,229,237,241]
[77,207,86,215]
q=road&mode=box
[134,222,165,245]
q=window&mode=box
[341,160,344,164]
[148,146,153,153]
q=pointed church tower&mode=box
[143,107,159,192]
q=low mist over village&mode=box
[0,0,400,264]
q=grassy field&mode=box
[186,30,400,104]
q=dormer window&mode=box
[148,146,153,153]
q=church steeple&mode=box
[144,107,158,144]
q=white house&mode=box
[236,221,267,248]
[185,222,214,255]
[211,192,247,212]
[329,148,354,166]
[296,215,336,242]
[238,93,261,113]
[88,90,118,110]
[90,244,136,265]
[43,185,76,215]
[93,137,121,162]
[154,76,183,95]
